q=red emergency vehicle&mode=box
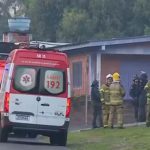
[0,45,71,146]
[0,42,18,86]
[0,54,8,86]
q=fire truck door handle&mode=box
[15,102,20,105]
[41,103,49,106]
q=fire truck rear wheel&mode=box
[50,130,68,146]
[58,131,67,146]
[0,126,8,142]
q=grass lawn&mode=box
[67,126,150,150]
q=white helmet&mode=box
[106,74,113,79]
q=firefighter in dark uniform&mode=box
[91,80,103,128]
[138,71,148,122]
[129,75,140,122]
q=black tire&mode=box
[50,131,68,146]
[0,127,8,142]
[58,131,67,146]
[50,134,58,146]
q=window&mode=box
[13,65,66,95]
[43,70,64,94]
[72,62,82,88]
[14,67,37,92]
[0,54,8,60]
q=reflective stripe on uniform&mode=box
[100,89,104,92]
[101,98,104,101]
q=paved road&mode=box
[0,136,69,150]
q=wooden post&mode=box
[85,56,89,125]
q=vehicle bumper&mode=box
[2,116,69,135]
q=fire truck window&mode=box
[44,70,64,94]
[14,67,37,92]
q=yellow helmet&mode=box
[113,72,120,81]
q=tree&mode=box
[25,0,67,42]
[5,0,150,42]
[133,0,150,36]
[0,0,19,40]
[58,8,94,42]
[88,0,137,39]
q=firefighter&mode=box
[138,71,148,122]
[91,80,103,128]
[129,75,140,122]
[108,72,125,128]
[100,74,113,128]
[144,81,150,127]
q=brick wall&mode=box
[101,54,121,84]
[3,32,32,43]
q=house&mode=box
[58,36,150,100]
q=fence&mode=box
[69,100,136,131]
